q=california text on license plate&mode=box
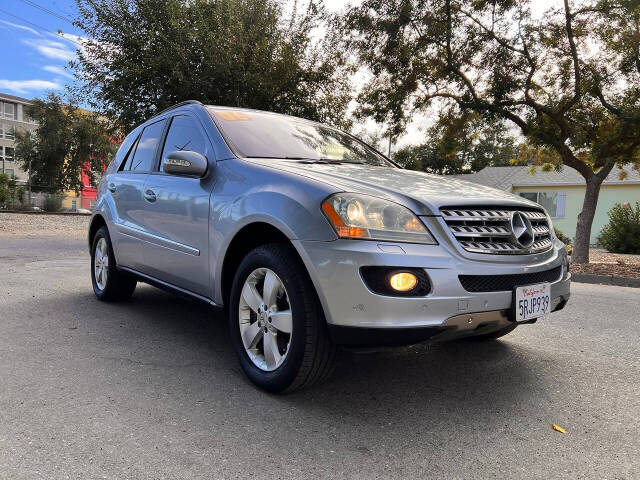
[515,283,551,322]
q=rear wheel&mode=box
[229,243,337,392]
[91,226,137,301]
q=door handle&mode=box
[144,189,157,202]
[108,182,117,193]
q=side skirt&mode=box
[118,266,222,310]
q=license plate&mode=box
[514,283,551,322]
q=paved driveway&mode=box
[0,235,638,479]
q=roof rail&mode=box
[156,100,203,116]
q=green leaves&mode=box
[599,201,640,254]
[394,109,518,174]
[72,0,352,131]
[14,94,114,194]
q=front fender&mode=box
[209,160,340,304]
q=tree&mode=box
[14,94,71,194]
[0,173,16,208]
[72,0,353,131]
[346,0,640,263]
[14,93,114,194]
[394,109,518,174]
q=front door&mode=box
[139,114,214,297]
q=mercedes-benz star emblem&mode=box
[510,211,535,248]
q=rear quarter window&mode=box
[108,128,140,174]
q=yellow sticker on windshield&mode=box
[320,143,347,158]
[215,111,251,121]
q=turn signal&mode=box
[389,272,418,292]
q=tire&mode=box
[229,243,337,393]
[91,226,137,301]
[464,323,517,341]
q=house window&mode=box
[4,147,14,160]
[519,191,566,218]
[4,124,15,140]
[71,199,77,210]
[5,168,14,178]
[0,123,3,137]
[0,146,3,159]
[3,102,15,120]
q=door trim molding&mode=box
[115,222,200,256]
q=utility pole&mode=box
[387,135,393,158]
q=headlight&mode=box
[321,193,437,244]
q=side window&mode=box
[121,136,140,171]
[159,115,207,171]
[128,119,166,172]
[114,128,140,171]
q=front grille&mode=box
[440,206,553,254]
[459,266,562,292]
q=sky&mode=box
[0,0,84,96]
[0,0,557,149]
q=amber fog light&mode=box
[389,272,418,292]
[360,266,431,297]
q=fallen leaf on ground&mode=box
[552,424,566,434]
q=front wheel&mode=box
[91,226,137,301]
[229,243,337,392]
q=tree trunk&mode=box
[572,175,605,263]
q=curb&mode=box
[571,273,640,288]
[0,210,91,216]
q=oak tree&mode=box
[346,0,640,262]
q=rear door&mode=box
[108,119,166,269]
[139,114,214,296]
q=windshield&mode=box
[208,108,393,167]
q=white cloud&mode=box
[42,65,74,79]
[0,79,62,94]
[0,19,41,36]
[53,31,89,47]
[23,38,77,61]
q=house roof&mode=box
[453,165,640,190]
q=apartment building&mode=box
[0,92,38,183]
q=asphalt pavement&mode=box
[0,235,638,479]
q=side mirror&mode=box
[163,150,208,177]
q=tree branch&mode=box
[458,8,526,55]
[560,0,582,114]
[592,82,622,116]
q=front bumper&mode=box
[294,238,571,346]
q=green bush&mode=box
[42,194,64,212]
[598,202,640,254]
[554,227,572,245]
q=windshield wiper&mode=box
[244,156,345,164]
[243,156,387,166]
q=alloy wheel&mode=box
[238,268,293,371]
[94,237,109,291]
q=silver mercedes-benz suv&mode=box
[89,101,571,392]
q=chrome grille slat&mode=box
[441,206,553,255]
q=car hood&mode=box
[247,159,540,216]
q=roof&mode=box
[453,165,640,189]
[0,92,33,105]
